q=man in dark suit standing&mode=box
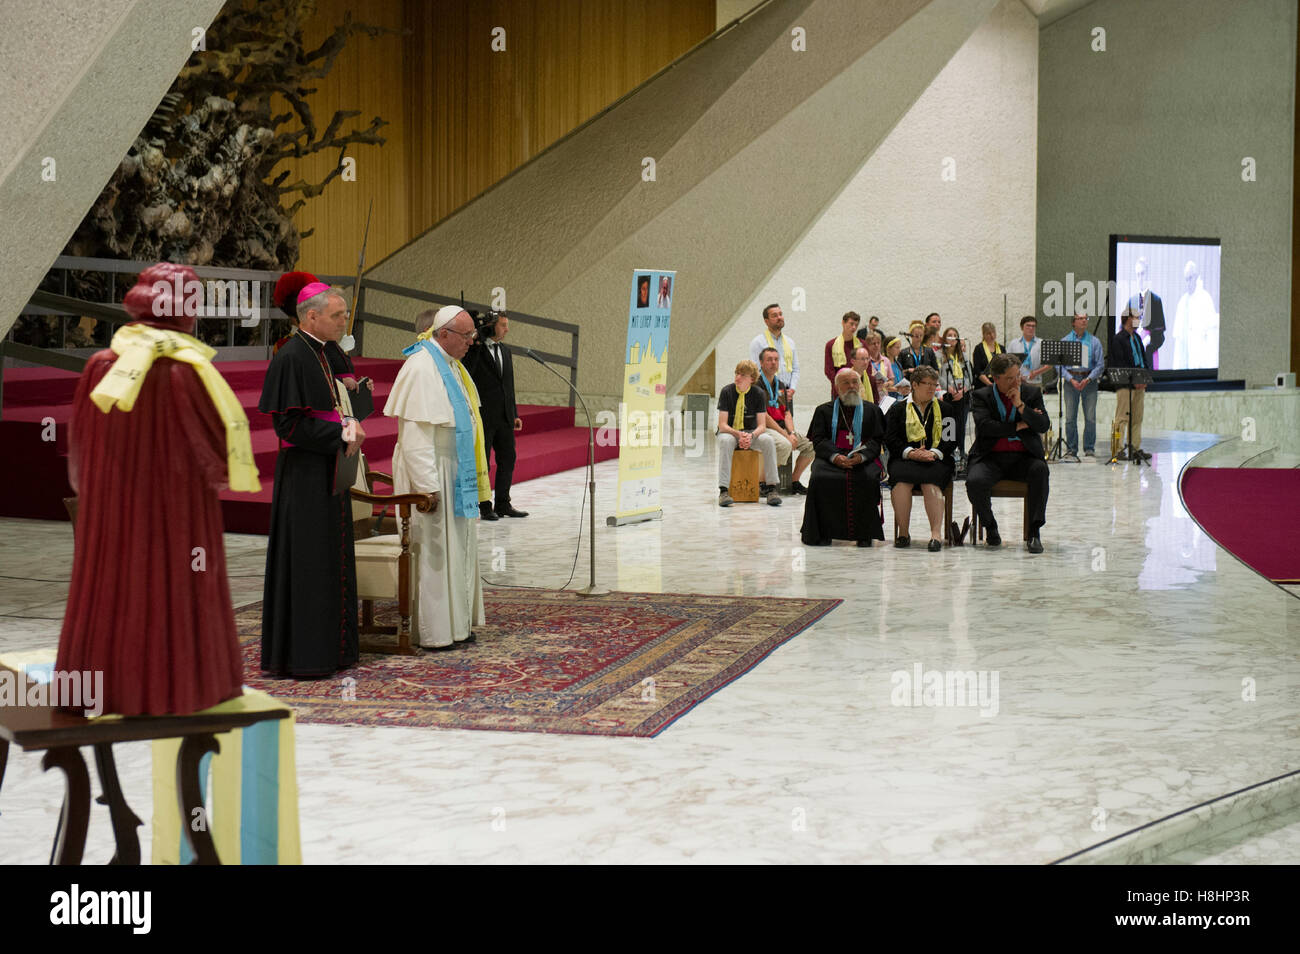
[1128,256,1165,369]
[966,354,1050,552]
[464,311,528,520]
[1110,306,1151,461]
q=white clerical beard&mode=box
[840,390,862,407]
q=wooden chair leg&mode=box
[396,611,413,655]
[944,485,953,545]
[362,599,375,631]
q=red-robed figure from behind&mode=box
[56,263,259,715]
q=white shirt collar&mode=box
[298,328,326,346]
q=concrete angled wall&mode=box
[365,0,998,406]
[1037,0,1297,387]
[0,0,228,339]
[711,0,1039,409]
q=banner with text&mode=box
[610,269,674,524]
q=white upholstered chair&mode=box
[349,463,437,655]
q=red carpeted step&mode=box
[2,357,618,532]
[517,404,575,432]
[510,428,619,484]
[1180,467,1300,584]
[0,366,81,407]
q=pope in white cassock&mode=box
[1173,260,1219,371]
[384,305,490,648]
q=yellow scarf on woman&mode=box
[89,324,260,492]
[905,398,943,447]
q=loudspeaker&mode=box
[1276,372,1296,389]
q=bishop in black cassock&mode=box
[800,369,886,547]
[258,284,361,677]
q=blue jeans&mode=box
[1062,378,1098,454]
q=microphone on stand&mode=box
[523,348,609,597]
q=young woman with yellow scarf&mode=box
[884,366,956,551]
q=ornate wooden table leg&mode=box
[92,743,142,865]
[176,733,221,865]
[42,747,90,865]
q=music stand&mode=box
[1104,367,1153,467]
[1040,339,1081,462]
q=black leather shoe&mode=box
[927,539,942,552]
[1027,535,1044,554]
[894,535,910,548]
[497,505,529,518]
[480,506,499,521]
[985,530,1002,548]
[791,482,807,495]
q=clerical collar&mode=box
[297,328,327,348]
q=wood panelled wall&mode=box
[278,0,716,276]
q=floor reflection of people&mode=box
[1173,261,1219,370]
[1139,450,1216,590]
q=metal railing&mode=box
[3,256,581,411]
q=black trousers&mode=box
[482,414,517,509]
[965,451,1049,534]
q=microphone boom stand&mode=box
[525,349,609,596]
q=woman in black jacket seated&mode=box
[884,366,955,551]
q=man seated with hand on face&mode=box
[966,353,1051,553]
[757,346,814,494]
[716,360,782,507]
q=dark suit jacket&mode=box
[808,399,884,465]
[463,338,517,427]
[1127,290,1165,352]
[898,348,939,375]
[968,383,1050,463]
[1110,329,1150,371]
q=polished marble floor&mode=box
[1,425,1297,864]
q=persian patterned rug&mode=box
[237,590,839,737]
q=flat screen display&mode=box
[1109,235,1221,374]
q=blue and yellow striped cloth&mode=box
[150,688,301,865]
[0,651,300,865]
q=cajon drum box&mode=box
[729,449,762,502]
